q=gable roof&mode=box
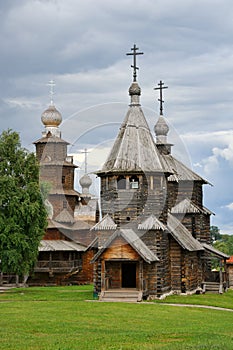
[91,214,117,231]
[54,208,75,224]
[167,213,204,251]
[91,228,159,264]
[202,243,230,259]
[171,198,214,215]
[138,215,167,231]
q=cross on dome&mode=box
[154,80,168,115]
[47,79,56,105]
[81,148,90,174]
[126,44,144,82]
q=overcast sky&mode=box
[1,0,233,234]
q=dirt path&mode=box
[157,302,233,312]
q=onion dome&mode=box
[154,115,169,139]
[129,81,141,96]
[41,104,62,127]
[128,81,141,105]
[79,174,92,196]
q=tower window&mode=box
[62,176,65,184]
[63,201,67,208]
[130,175,139,189]
[117,175,126,189]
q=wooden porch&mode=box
[34,259,82,273]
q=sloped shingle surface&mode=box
[167,213,204,251]
[92,228,159,263]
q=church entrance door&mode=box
[121,262,136,288]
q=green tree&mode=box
[0,130,47,282]
[210,225,222,243]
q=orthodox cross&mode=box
[154,80,168,115]
[81,148,90,174]
[47,79,56,105]
[126,44,144,82]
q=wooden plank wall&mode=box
[170,238,181,292]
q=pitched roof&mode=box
[97,84,170,174]
[47,218,91,231]
[202,243,230,259]
[167,213,204,251]
[91,214,117,230]
[91,228,159,263]
[138,215,167,231]
[39,240,86,252]
[54,209,75,224]
[34,135,69,145]
[160,154,209,183]
[171,198,214,215]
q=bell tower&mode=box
[34,81,80,221]
[96,46,171,226]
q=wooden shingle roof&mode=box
[39,240,86,252]
[138,215,167,231]
[202,243,230,259]
[160,154,209,183]
[171,198,214,215]
[167,213,204,251]
[91,228,159,264]
[97,82,170,174]
[91,214,117,231]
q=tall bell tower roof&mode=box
[97,45,169,174]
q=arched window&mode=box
[117,175,126,189]
[130,175,139,189]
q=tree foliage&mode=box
[211,225,233,256]
[0,129,47,277]
[210,225,221,243]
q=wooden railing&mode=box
[34,259,82,272]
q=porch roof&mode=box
[167,213,204,252]
[91,229,159,264]
[91,214,117,231]
[39,240,86,252]
[171,198,214,215]
[138,215,167,231]
[202,243,230,259]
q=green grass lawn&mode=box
[0,285,233,350]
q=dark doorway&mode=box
[122,263,136,288]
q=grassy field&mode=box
[0,285,233,350]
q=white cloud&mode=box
[225,203,233,211]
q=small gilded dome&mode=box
[41,104,62,127]
[129,82,141,96]
[154,115,169,136]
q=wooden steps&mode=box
[202,282,222,293]
[100,289,142,302]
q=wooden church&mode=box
[31,85,97,286]
[32,46,229,299]
[90,46,229,300]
